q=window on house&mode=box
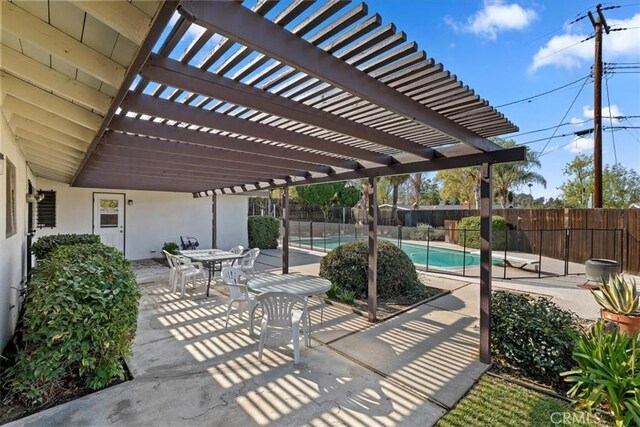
[5,158,16,237]
[37,190,56,228]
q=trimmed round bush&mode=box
[319,240,422,299]
[491,291,579,388]
[248,215,280,249]
[31,234,100,259]
[5,243,140,404]
[455,215,509,250]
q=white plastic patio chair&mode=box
[222,245,244,269]
[163,250,193,291]
[221,266,258,332]
[170,254,205,297]
[251,292,309,364]
[240,248,260,275]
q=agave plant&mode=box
[591,274,640,316]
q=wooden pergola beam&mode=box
[142,54,431,161]
[121,93,387,166]
[180,1,501,153]
[109,116,361,170]
[102,131,333,175]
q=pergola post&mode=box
[282,185,289,275]
[479,163,492,363]
[367,176,378,322]
[212,193,217,249]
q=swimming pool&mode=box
[293,236,485,268]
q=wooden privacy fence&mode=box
[414,208,638,275]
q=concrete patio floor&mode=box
[10,253,494,427]
[11,247,621,427]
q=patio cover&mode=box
[1,0,525,364]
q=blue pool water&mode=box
[293,236,486,268]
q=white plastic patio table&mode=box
[179,249,245,296]
[247,274,331,345]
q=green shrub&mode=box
[409,223,446,241]
[455,216,509,250]
[162,242,179,255]
[5,243,140,405]
[31,234,100,259]
[326,283,341,300]
[248,216,280,249]
[339,290,356,306]
[492,291,579,388]
[319,240,422,299]
[562,321,640,427]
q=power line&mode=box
[539,76,591,155]
[495,75,591,108]
[532,35,594,63]
[604,73,618,163]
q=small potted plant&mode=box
[591,274,640,334]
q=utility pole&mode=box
[588,4,610,208]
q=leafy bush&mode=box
[31,234,100,259]
[162,242,179,255]
[248,216,280,249]
[319,240,422,299]
[326,283,340,300]
[455,216,509,250]
[492,291,579,388]
[4,243,140,405]
[562,321,640,427]
[339,290,356,305]
[409,223,446,241]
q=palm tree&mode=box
[409,173,423,210]
[493,139,547,208]
[387,174,410,225]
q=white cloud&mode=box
[570,116,586,125]
[582,104,624,121]
[531,13,640,71]
[446,0,537,40]
[566,135,594,153]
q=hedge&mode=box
[248,216,280,249]
[31,234,100,259]
[319,240,423,299]
[491,291,579,388]
[5,243,140,404]
[455,216,509,250]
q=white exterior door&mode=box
[94,194,125,252]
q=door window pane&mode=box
[99,199,119,228]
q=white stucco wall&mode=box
[216,195,249,250]
[1,115,35,351]
[36,179,215,260]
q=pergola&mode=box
[2,0,524,364]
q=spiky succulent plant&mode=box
[591,274,640,316]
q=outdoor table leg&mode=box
[304,297,311,347]
[206,262,213,297]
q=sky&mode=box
[366,0,640,199]
[147,1,640,200]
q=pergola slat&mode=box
[142,55,433,161]
[121,93,391,165]
[109,116,361,170]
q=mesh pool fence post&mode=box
[323,222,326,252]
[503,228,508,279]
[310,222,314,251]
[538,228,543,279]
[564,228,569,276]
[298,221,301,248]
[398,225,402,248]
[338,223,341,246]
[590,228,594,259]
[613,230,617,264]
[462,229,467,277]
[426,227,430,272]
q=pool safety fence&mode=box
[286,221,628,280]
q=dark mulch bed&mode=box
[327,283,445,320]
[0,335,132,425]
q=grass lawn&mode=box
[437,375,607,427]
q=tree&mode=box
[296,182,360,220]
[376,178,392,204]
[383,174,410,225]
[559,154,594,208]
[408,173,423,209]
[420,177,441,206]
[492,139,547,208]
[436,167,480,207]
[603,163,640,207]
